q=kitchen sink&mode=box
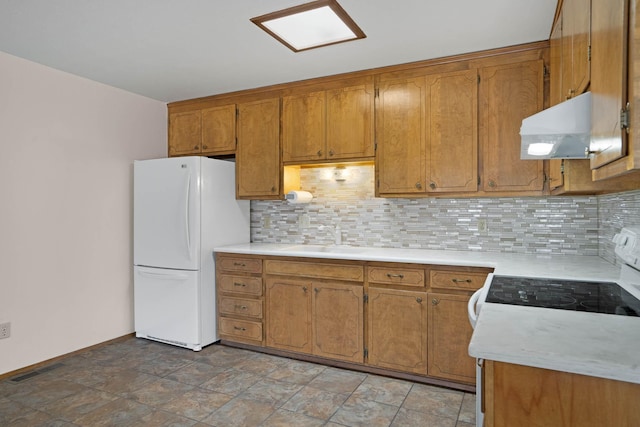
[283,245,366,254]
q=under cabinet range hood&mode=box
[520,91,591,160]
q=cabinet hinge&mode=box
[364,348,368,358]
[363,294,368,303]
[477,176,481,186]
[621,103,631,133]
[543,172,548,183]
[374,88,379,98]
[236,107,239,118]
[235,137,238,148]
[543,65,548,77]
[477,75,481,84]
[374,141,378,152]
[560,159,565,174]
[588,45,591,62]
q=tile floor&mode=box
[0,337,476,426]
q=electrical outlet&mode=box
[477,218,488,233]
[0,322,10,339]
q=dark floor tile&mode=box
[199,368,260,396]
[40,388,119,421]
[281,386,348,420]
[306,367,366,395]
[266,359,326,385]
[201,396,276,427]
[165,361,229,386]
[7,378,87,408]
[161,388,233,421]
[391,408,457,427]
[73,397,153,426]
[137,409,200,426]
[458,393,476,424]
[350,375,412,407]
[261,408,325,427]
[330,396,399,427]
[127,377,194,406]
[401,384,464,420]
[240,378,303,406]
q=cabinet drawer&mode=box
[367,266,425,287]
[219,296,263,319]
[218,275,263,296]
[265,260,364,282]
[217,256,262,274]
[219,318,263,341]
[430,270,488,291]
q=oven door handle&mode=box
[468,287,483,329]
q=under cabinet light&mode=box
[250,0,366,52]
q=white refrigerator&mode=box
[133,156,249,351]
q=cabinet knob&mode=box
[429,182,436,190]
[432,298,440,305]
[314,287,320,293]
[302,286,308,293]
[416,297,423,304]
[317,150,322,157]
[202,145,208,149]
[271,186,276,192]
[488,180,496,188]
[329,149,335,156]
[194,145,200,150]
[415,182,422,189]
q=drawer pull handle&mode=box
[452,279,472,283]
[432,298,440,305]
[233,262,246,267]
[234,305,248,310]
[386,273,405,279]
[233,282,247,287]
[233,326,247,331]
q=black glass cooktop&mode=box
[486,275,640,316]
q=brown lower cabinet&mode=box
[483,360,640,427]
[216,253,490,390]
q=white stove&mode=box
[467,226,640,427]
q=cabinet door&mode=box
[376,77,427,195]
[326,82,375,160]
[425,70,478,193]
[427,292,476,384]
[590,0,628,169]
[282,91,326,162]
[550,13,564,107]
[367,287,427,374]
[312,282,363,363]
[236,98,281,199]
[265,278,312,353]
[566,0,591,96]
[168,111,201,156]
[201,104,236,154]
[480,60,545,193]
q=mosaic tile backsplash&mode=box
[250,164,621,257]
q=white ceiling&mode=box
[0,0,558,103]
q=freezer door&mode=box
[134,157,200,270]
[134,266,200,349]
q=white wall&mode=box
[0,51,167,375]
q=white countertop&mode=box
[214,243,640,384]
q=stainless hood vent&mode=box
[520,91,591,160]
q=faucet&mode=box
[319,225,342,245]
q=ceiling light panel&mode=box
[251,0,366,52]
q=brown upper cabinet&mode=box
[282,78,375,164]
[561,0,591,100]
[479,59,546,194]
[236,98,281,199]
[376,68,478,196]
[168,104,236,157]
[589,0,640,181]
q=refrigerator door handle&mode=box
[137,270,190,281]
[184,174,192,260]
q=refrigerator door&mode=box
[134,266,201,350]
[134,157,200,270]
